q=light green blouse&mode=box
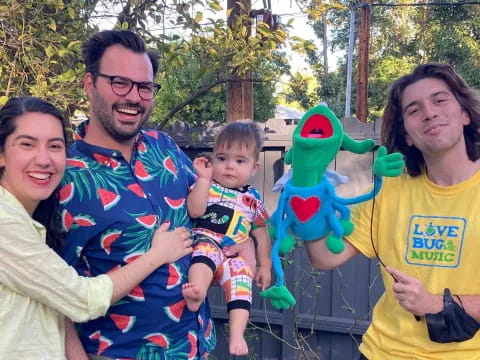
[0,186,113,359]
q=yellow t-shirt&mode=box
[346,171,480,360]
[0,186,113,360]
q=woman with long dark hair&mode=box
[0,97,193,359]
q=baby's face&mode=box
[211,143,259,189]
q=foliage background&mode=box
[282,0,480,120]
[3,1,478,126]
[0,0,300,126]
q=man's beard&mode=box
[91,90,152,142]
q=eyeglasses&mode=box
[93,72,161,100]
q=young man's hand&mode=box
[386,266,443,316]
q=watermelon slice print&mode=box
[164,197,185,210]
[137,141,147,153]
[134,160,153,181]
[100,229,122,255]
[110,313,136,333]
[128,285,145,301]
[88,331,112,355]
[66,158,88,168]
[74,214,96,227]
[58,183,74,205]
[163,156,177,177]
[144,130,158,139]
[187,331,198,360]
[93,153,120,170]
[197,314,204,328]
[144,332,169,348]
[136,214,157,229]
[98,188,121,211]
[164,299,186,323]
[127,183,146,198]
[61,209,74,232]
[97,336,113,355]
[166,263,182,290]
[89,330,101,340]
[204,318,213,340]
[124,252,143,264]
[127,183,147,199]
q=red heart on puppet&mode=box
[289,195,321,223]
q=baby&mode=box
[183,120,272,356]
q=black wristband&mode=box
[443,288,454,308]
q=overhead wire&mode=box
[362,1,480,8]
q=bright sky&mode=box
[95,0,329,73]
[263,0,320,73]
[253,0,340,73]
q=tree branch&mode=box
[157,76,268,128]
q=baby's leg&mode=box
[229,308,249,356]
[217,256,253,356]
[183,238,221,312]
[183,262,213,312]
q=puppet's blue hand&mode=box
[373,146,405,177]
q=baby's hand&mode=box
[151,222,193,264]
[193,157,213,180]
[254,266,272,290]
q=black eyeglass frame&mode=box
[92,72,161,100]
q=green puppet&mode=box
[261,103,404,310]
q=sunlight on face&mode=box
[0,112,65,214]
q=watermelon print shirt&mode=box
[59,121,216,360]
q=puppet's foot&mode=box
[326,234,345,254]
[341,219,354,236]
[260,286,296,310]
[270,225,295,254]
[279,234,295,254]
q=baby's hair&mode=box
[214,120,264,160]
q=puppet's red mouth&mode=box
[300,114,333,139]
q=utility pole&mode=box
[345,8,356,118]
[356,0,371,122]
[322,12,328,73]
[226,0,253,122]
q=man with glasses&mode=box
[59,30,216,360]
